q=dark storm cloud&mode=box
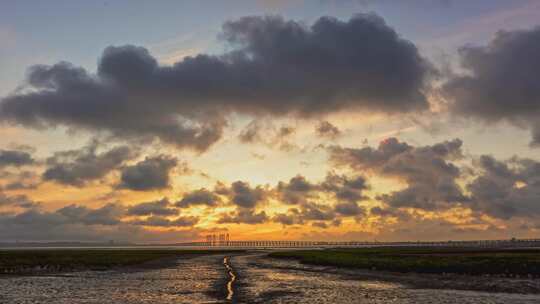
[0,149,34,168]
[0,14,431,150]
[126,198,179,216]
[0,59,225,152]
[330,138,467,210]
[443,26,540,146]
[315,121,342,140]
[43,141,136,186]
[118,155,177,191]
[176,188,221,208]
[466,155,540,219]
[219,14,430,114]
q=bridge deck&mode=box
[174,239,540,248]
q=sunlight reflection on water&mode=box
[1,252,540,304]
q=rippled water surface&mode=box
[1,252,540,303]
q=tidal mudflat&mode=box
[0,252,231,304]
[1,249,540,303]
[269,247,540,278]
[0,249,243,275]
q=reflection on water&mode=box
[1,252,540,304]
[223,257,236,301]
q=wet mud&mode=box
[1,251,540,304]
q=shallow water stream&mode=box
[1,252,540,303]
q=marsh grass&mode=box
[0,249,242,274]
[269,247,540,276]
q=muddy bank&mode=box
[0,254,231,304]
[261,254,540,294]
[2,252,540,303]
[232,253,540,303]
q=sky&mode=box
[1,0,540,243]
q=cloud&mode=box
[276,174,319,204]
[272,212,298,226]
[329,137,412,170]
[176,188,221,208]
[210,180,271,224]
[129,215,199,227]
[0,192,39,209]
[443,26,540,146]
[369,206,406,218]
[219,14,430,114]
[237,119,297,151]
[311,220,342,229]
[238,120,264,144]
[56,203,126,226]
[43,141,136,186]
[334,201,364,216]
[0,149,34,168]
[466,155,540,219]
[321,173,369,203]
[275,173,369,207]
[0,200,203,242]
[330,138,467,210]
[315,121,341,140]
[329,137,540,221]
[0,205,199,242]
[217,209,269,224]
[3,181,39,190]
[1,14,431,151]
[126,198,178,216]
[227,181,267,209]
[273,200,339,227]
[297,201,336,221]
[118,155,177,191]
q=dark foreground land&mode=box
[269,247,540,277]
[2,250,540,303]
[0,249,243,275]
